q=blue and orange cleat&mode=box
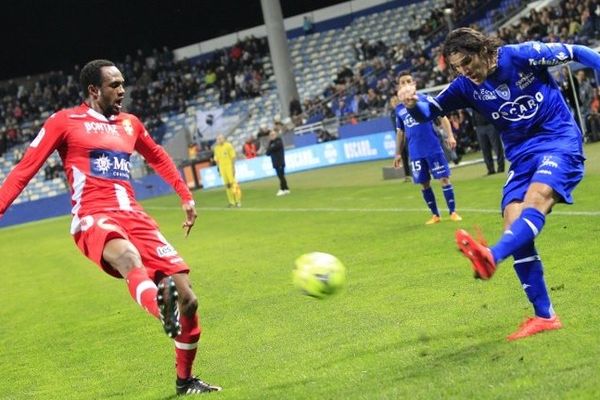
[455,229,496,279]
[507,315,562,341]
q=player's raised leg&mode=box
[171,273,222,394]
[456,183,563,339]
[102,237,182,337]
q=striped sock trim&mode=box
[523,217,539,236]
[514,255,542,264]
[135,280,156,306]
[175,340,199,350]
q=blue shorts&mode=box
[411,153,450,184]
[501,153,584,211]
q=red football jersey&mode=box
[0,104,193,234]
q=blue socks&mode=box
[422,187,439,216]
[491,207,546,263]
[512,243,554,318]
[442,184,456,213]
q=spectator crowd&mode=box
[2,0,600,163]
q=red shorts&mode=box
[73,211,190,282]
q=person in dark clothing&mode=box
[471,109,505,175]
[265,130,290,196]
[389,96,411,182]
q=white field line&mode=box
[145,206,600,217]
[3,205,598,232]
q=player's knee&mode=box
[180,292,198,316]
[105,242,142,275]
[117,247,142,268]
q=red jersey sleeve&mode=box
[133,118,193,204]
[0,112,66,217]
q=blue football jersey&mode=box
[419,42,600,162]
[396,94,444,159]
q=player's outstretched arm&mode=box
[134,123,195,232]
[0,116,65,217]
[181,200,197,238]
[398,84,444,123]
[572,44,600,70]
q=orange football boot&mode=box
[507,315,562,341]
[426,215,441,225]
[455,229,496,279]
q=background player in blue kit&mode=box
[394,71,462,225]
[398,27,600,340]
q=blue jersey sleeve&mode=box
[408,82,469,122]
[508,41,600,70]
[572,44,600,70]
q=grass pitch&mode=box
[2,144,600,399]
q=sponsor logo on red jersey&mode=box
[90,149,131,180]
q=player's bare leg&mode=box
[171,273,222,394]
[102,238,181,337]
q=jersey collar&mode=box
[82,103,118,122]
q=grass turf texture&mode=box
[1,144,600,399]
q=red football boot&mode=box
[455,229,496,280]
[507,315,563,341]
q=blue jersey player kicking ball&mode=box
[399,27,600,340]
[394,71,462,225]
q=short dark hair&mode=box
[80,59,115,97]
[397,70,412,81]
[443,27,503,68]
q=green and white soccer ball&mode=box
[293,252,346,298]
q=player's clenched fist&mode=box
[397,84,417,108]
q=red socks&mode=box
[175,314,201,379]
[126,268,201,380]
[125,268,159,318]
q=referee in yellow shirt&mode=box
[213,134,242,207]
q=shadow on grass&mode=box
[315,325,505,377]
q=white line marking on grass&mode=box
[2,205,599,231]
[145,206,600,217]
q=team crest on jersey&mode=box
[495,84,511,100]
[122,119,134,136]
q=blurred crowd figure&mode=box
[43,159,64,181]
[243,135,258,159]
[471,110,505,175]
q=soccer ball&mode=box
[293,252,346,298]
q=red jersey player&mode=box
[0,60,221,395]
